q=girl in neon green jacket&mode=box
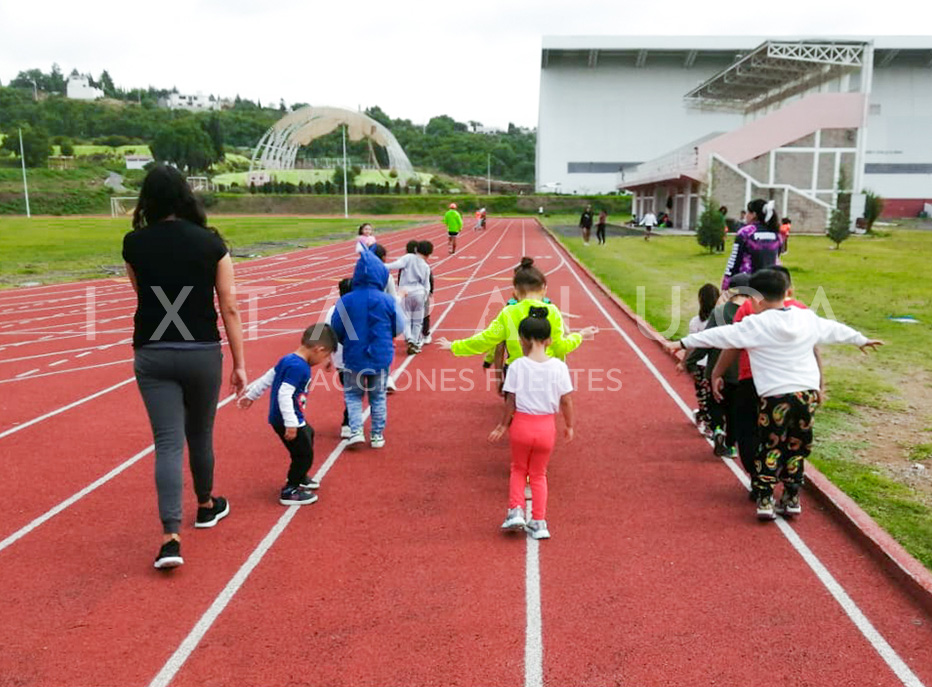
[438,257,598,363]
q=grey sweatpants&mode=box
[134,346,223,534]
[403,289,427,344]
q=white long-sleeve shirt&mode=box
[384,253,430,294]
[681,307,868,398]
[242,368,302,427]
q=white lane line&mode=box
[0,359,133,385]
[76,351,92,358]
[525,479,543,687]
[148,223,515,687]
[0,394,237,555]
[544,228,926,687]
[0,377,136,440]
[49,360,68,367]
[15,369,39,378]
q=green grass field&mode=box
[0,216,422,287]
[546,222,932,568]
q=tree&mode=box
[98,70,117,98]
[204,113,225,161]
[60,138,75,156]
[863,190,885,234]
[827,167,852,249]
[696,195,726,253]
[150,120,218,172]
[332,166,358,192]
[1,125,51,167]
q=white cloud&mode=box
[1,0,929,131]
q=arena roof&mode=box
[540,36,932,69]
[684,41,868,112]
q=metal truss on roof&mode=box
[684,41,869,113]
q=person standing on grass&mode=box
[596,209,608,245]
[721,199,783,289]
[330,249,405,449]
[444,203,463,254]
[673,269,883,521]
[579,204,594,245]
[237,325,336,506]
[489,306,575,540]
[122,164,246,570]
[639,210,658,241]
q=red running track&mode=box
[0,218,931,687]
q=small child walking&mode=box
[489,306,575,540]
[675,269,883,520]
[681,283,720,436]
[385,240,434,354]
[237,324,337,505]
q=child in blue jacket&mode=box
[330,249,405,449]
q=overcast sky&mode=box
[0,0,926,129]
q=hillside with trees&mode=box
[0,66,536,182]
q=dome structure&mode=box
[249,106,414,176]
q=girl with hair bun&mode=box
[720,198,784,289]
[488,305,576,540]
[437,257,598,376]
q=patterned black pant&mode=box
[692,371,713,428]
[753,391,819,496]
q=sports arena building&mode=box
[536,36,932,230]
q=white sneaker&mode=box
[422,334,432,345]
[346,431,365,448]
[340,425,352,439]
[501,507,526,531]
[370,433,385,449]
[386,376,397,394]
[525,519,551,540]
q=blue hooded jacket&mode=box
[330,249,404,373]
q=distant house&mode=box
[157,92,222,112]
[125,155,154,170]
[66,75,104,101]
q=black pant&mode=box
[754,391,818,496]
[708,380,739,449]
[734,378,760,477]
[339,370,349,427]
[272,423,315,487]
[596,223,606,244]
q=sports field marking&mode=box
[525,476,543,687]
[15,369,38,378]
[148,222,516,687]
[0,358,133,385]
[544,229,926,687]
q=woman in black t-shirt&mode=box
[123,165,246,569]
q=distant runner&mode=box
[444,203,463,254]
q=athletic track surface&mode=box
[1,218,931,687]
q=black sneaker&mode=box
[280,485,319,506]
[195,496,230,528]
[154,539,183,569]
[712,429,728,457]
[299,477,320,491]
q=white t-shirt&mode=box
[503,356,574,415]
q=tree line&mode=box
[0,66,536,181]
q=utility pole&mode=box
[29,78,38,101]
[19,128,31,218]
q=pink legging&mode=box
[509,412,556,520]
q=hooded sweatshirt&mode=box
[721,222,783,289]
[680,307,868,398]
[330,249,404,372]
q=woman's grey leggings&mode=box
[134,346,223,534]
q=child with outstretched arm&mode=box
[670,269,883,520]
[237,324,337,505]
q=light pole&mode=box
[29,78,38,102]
[19,128,31,218]
[342,124,349,219]
[487,153,491,195]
